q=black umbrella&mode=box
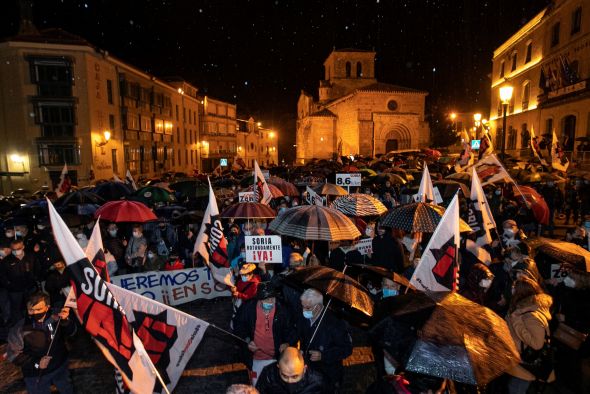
[154,205,187,221]
[284,266,374,317]
[373,292,520,385]
[170,210,204,225]
[346,264,414,290]
[54,190,105,207]
[90,182,133,200]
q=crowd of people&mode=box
[0,152,589,394]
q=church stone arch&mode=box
[384,125,412,152]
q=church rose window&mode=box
[387,100,398,111]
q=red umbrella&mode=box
[267,177,299,196]
[341,165,359,172]
[94,200,157,223]
[220,202,276,219]
[243,184,285,199]
[513,185,549,225]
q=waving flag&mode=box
[55,164,71,197]
[107,284,209,394]
[126,169,138,191]
[551,130,569,172]
[467,154,510,186]
[530,127,548,166]
[193,179,234,286]
[465,168,496,265]
[478,129,493,159]
[416,164,436,204]
[47,199,159,393]
[253,160,273,205]
[455,131,474,172]
[411,194,461,292]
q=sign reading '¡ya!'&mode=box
[245,235,283,263]
[336,173,362,187]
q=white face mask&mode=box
[147,252,154,259]
[365,228,373,237]
[503,228,515,237]
[133,231,141,238]
[564,276,576,288]
[5,232,14,238]
[108,229,118,237]
[479,278,492,289]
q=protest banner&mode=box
[336,173,362,187]
[356,238,373,256]
[305,186,325,206]
[238,191,256,203]
[245,235,283,263]
[111,267,231,306]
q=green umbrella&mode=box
[170,180,208,198]
[131,186,175,205]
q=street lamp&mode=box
[450,112,457,134]
[473,113,482,139]
[499,85,514,160]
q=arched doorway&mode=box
[386,139,399,152]
[562,115,576,151]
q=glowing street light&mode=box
[499,85,513,160]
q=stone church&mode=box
[296,49,430,163]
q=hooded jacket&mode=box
[506,293,554,382]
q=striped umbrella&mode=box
[313,183,348,196]
[268,177,300,196]
[380,202,472,233]
[268,205,361,241]
[331,193,388,217]
[220,202,276,219]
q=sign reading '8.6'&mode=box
[336,173,362,187]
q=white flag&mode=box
[55,163,71,197]
[253,160,273,205]
[126,169,138,190]
[47,199,159,393]
[465,167,496,265]
[551,130,569,172]
[410,194,460,292]
[417,164,436,204]
[193,178,234,286]
[468,154,511,186]
[107,283,209,394]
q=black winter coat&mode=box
[256,361,330,394]
[7,314,76,377]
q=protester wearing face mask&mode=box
[500,220,529,256]
[44,259,69,309]
[0,239,39,324]
[256,347,328,394]
[231,245,248,276]
[103,223,126,272]
[75,232,89,250]
[380,277,401,299]
[231,264,261,303]
[143,247,164,272]
[460,263,494,306]
[233,283,296,386]
[226,223,243,262]
[296,288,352,392]
[124,224,147,274]
[6,292,76,394]
[0,241,12,326]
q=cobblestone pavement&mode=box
[0,297,376,394]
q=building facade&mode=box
[296,49,429,163]
[236,117,278,168]
[490,0,590,164]
[0,28,204,193]
[198,96,237,172]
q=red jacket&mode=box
[235,275,261,300]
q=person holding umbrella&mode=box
[6,291,76,394]
[296,288,352,392]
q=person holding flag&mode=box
[253,160,273,205]
[194,178,234,286]
[455,130,474,172]
[478,128,493,159]
[551,130,569,172]
[530,127,548,166]
[410,193,461,292]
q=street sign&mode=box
[471,140,481,150]
[238,192,256,203]
[220,158,228,166]
[336,173,361,187]
[245,235,283,264]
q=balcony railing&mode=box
[538,79,589,107]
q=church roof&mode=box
[356,82,426,94]
[310,108,337,117]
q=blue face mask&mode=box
[303,310,314,319]
[240,275,249,282]
[383,288,398,298]
[262,302,274,311]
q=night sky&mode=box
[1,0,550,161]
